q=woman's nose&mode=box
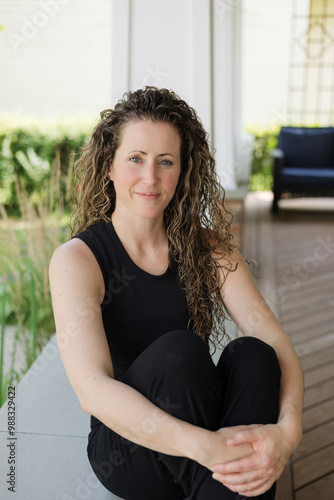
[142,162,157,184]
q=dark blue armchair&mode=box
[271,126,334,212]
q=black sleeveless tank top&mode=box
[72,219,192,381]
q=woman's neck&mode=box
[110,211,168,255]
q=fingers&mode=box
[230,480,275,497]
[226,426,262,447]
[212,453,264,475]
[212,455,280,497]
[212,467,277,486]
[212,465,271,488]
[213,468,267,485]
[211,452,280,496]
[212,471,276,497]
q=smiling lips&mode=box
[136,192,160,199]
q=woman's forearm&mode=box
[274,336,304,448]
[83,375,253,467]
[84,375,201,457]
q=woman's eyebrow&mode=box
[128,150,176,158]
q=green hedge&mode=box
[246,124,281,192]
[0,116,97,215]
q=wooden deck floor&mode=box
[240,192,334,500]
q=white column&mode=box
[111,0,213,130]
[212,0,238,190]
[190,0,213,137]
[111,0,131,103]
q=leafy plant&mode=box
[0,115,95,214]
[245,125,280,191]
[0,152,73,406]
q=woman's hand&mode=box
[198,426,255,471]
[211,423,294,497]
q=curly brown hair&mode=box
[70,86,239,351]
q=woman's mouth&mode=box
[135,193,160,199]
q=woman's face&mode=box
[108,120,181,222]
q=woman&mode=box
[49,87,304,500]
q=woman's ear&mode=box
[107,164,113,182]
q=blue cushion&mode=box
[278,127,334,168]
[281,167,334,187]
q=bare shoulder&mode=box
[49,237,104,301]
[50,237,96,268]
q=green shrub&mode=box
[245,124,280,192]
[0,115,97,214]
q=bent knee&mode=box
[158,329,210,364]
[123,329,214,389]
[222,336,281,378]
[148,330,213,382]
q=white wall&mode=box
[0,0,112,117]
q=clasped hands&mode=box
[203,423,294,497]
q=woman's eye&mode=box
[160,159,173,166]
[129,156,141,163]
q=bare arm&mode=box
[211,248,304,495]
[49,239,252,467]
[219,250,304,445]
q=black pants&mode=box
[87,330,281,500]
